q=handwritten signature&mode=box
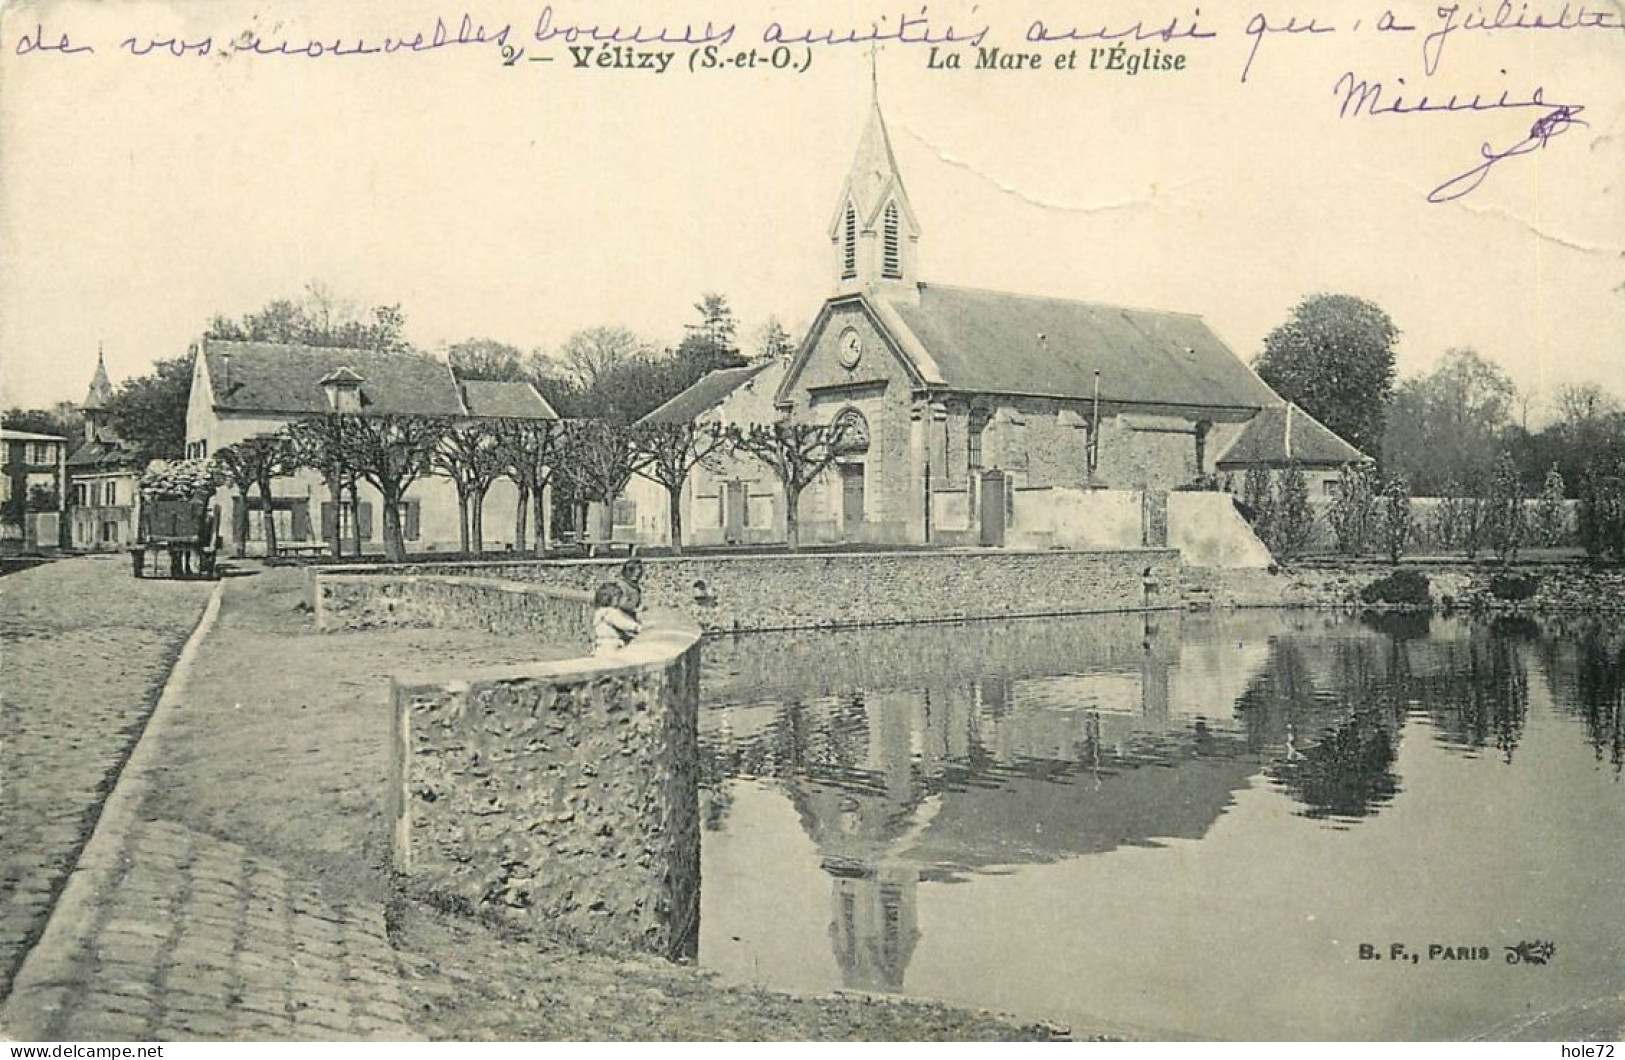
[1333,71,1589,204]
[1427,104,1588,202]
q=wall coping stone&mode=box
[315,546,1180,577]
[392,608,699,690]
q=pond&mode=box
[694,610,1625,1040]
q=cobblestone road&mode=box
[9,819,413,1040]
[0,557,212,999]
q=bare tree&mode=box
[732,421,848,550]
[432,420,506,553]
[493,417,565,557]
[557,420,651,545]
[336,414,446,562]
[215,434,298,556]
[632,422,730,553]
[286,414,361,557]
[558,327,649,392]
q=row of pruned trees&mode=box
[211,413,853,561]
[1251,451,1625,567]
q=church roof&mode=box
[203,340,466,417]
[640,361,773,425]
[879,284,1281,410]
[1215,402,1369,468]
[459,378,558,419]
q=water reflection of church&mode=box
[699,610,1588,993]
[703,613,1269,993]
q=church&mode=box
[762,94,1354,551]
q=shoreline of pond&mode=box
[1187,559,1625,616]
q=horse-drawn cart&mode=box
[131,458,222,580]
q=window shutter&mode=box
[882,202,901,278]
[842,205,857,279]
[404,499,420,540]
[358,502,373,541]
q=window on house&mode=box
[105,481,117,506]
[28,443,50,464]
[842,205,857,279]
[882,203,901,279]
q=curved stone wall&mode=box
[315,569,702,960]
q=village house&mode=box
[66,350,147,551]
[184,339,557,554]
[1,428,67,551]
[624,355,791,547]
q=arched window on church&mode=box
[882,202,901,279]
[842,205,857,280]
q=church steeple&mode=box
[83,344,113,411]
[828,75,921,298]
[81,344,114,443]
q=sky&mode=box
[2,0,1622,423]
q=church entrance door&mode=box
[841,463,866,538]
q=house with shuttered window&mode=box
[183,339,556,554]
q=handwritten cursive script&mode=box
[1422,1,1625,75]
[1427,103,1588,202]
[763,8,989,47]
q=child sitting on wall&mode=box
[592,582,640,657]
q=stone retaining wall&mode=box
[389,613,702,960]
[316,548,1182,633]
[315,573,593,648]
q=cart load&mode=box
[133,458,222,579]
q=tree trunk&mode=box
[325,473,344,558]
[383,492,407,563]
[347,481,363,556]
[234,488,249,558]
[784,486,801,550]
[471,483,489,554]
[257,475,278,557]
[456,489,471,553]
[531,484,549,558]
[514,481,530,551]
[667,483,684,554]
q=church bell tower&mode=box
[828,74,921,299]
